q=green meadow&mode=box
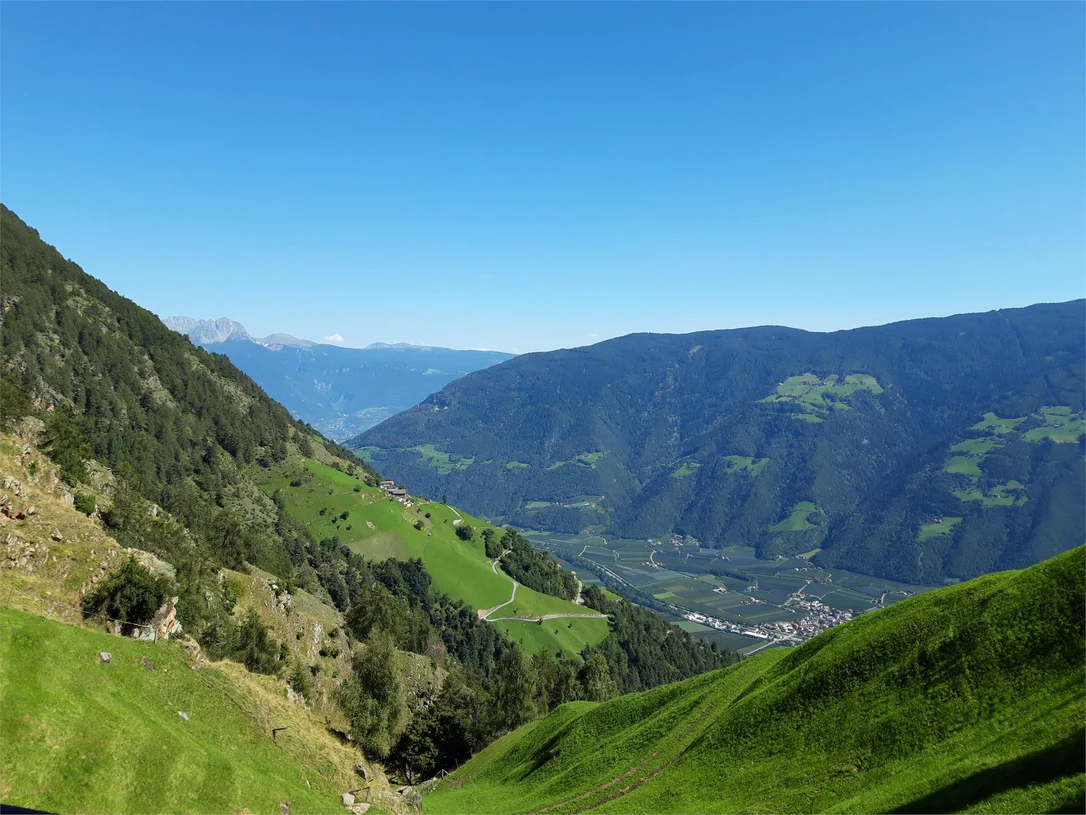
[254,457,607,657]
[760,372,883,416]
[770,501,820,532]
[721,455,770,476]
[0,608,362,815]
[917,516,963,540]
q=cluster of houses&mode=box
[767,598,854,639]
[379,480,410,505]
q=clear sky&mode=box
[2,2,1083,353]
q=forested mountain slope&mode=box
[0,203,378,593]
[352,302,1086,583]
[0,204,738,799]
[427,547,1086,815]
[165,319,513,440]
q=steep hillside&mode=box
[0,202,379,603]
[164,317,512,440]
[427,547,1086,814]
[0,607,407,815]
[0,204,737,795]
[352,302,1086,583]
[249,451,611,659]
[0,431,409,814]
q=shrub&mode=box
[82,559,169,626]
[73,492,96,516]
[455,524,475,541]
[288,661,313,702]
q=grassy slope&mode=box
[0,608,390,815]
[254,455,607,657]
[428,548,1085,814]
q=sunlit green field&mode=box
[254,457,607,656]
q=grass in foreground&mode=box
[0,608,372,814]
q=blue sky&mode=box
[3,2,1083,353]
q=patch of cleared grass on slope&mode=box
[428,548,1085,815]
[492,617,612,657]
[0,608,373,815]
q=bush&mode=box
[73,492,96,516]
[82,559,169,626]
[288,661,313,702]
[230,609,283,675]
[455,524,475,541]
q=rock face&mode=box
[150,596,182,640]
[340,792,355,807]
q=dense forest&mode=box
[354,301,1085,584]
[495,528,579,600]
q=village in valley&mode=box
[528,531,928,655]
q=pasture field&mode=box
[721,454,770,476]
[670,461,700,478]
[409,443,475,473]
[944,455,982,476]
[1024,406,1086,443]
[971,412,1027,433]
[759,372,884,415]
[254,459,606,657]
[931,405,1083,538]
[493,617,611,656]
[918,516,963,540]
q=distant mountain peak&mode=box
[164,316,252,345]
[366,341,438,351]
[260,333,314,349]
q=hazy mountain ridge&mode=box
[352,301,1086,584]
[163,316,514,440]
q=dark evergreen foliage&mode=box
[81,558,169,626]
[498,528,578,600]
[354,300,1085,583]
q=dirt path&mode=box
[478,581,518,620]
[573,579,584,605]
[490,549,511,575]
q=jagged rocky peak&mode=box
[163,316,252,345]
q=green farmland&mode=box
[528,533,932,650]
